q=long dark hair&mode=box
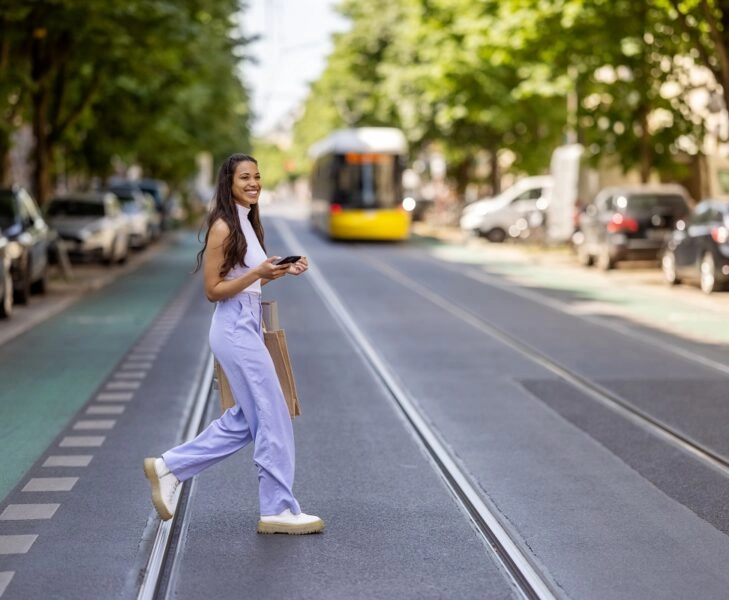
[195,153,266,276]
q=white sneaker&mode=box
[257,509,325,535]
[143,457,180,521]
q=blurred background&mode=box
[4,0,729,215]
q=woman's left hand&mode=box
[287,256,308,275]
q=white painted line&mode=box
[0,571,13,596]
[86,405,125,415]
[106,381,141,390]
[128,353,157,359]
[122,361,153,369]
[97,392,133,402]
[0,504,60,520]
[0,535,37,554]
[59,436,105,447]
[114,371,146,379]
[22,477,78,492]
[43,455,93,467]
[73,420,116,430]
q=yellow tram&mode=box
[308,127,411,241]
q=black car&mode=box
[0,186,51,303]
[575,184,691,270]
[661,199,729,293]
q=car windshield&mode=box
[48,199,105,217]
[622,194,687,212]
[0,190,16,229]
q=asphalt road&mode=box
[1,209,729,599]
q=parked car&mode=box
[575,184,691,270]
[46,192,130,265]
[661,199,729,293]
[0,233,13,318]
[0,186,51,303]
[111,187,154,249]
[459,176,553,242]
[140,192,163,240]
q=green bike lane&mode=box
[414,231,729,347]
[0,232,199,502]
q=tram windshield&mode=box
[333,153,403,209]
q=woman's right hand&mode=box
[257,257,290,280]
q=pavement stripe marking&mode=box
[22,477,78,492]
[96,392,133,402]
[0,535,37,554]
[73,420,116,430]
[86,405,125,415]
[114,371,146,379]
[0,572,13,596]
[59,436,105,447]
[43,455,93,467]
[0,504,60,520]
[122,361,153,369]
[105,381,141,390]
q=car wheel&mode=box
[14,256,31,304]
[31,264,48,294]
[700,252,718,294]
[577,244,594,267]
[485,228,507,243]
[661,250,680,286]
[0,270,13,318]
[597,246,615,271]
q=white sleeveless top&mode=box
[224,204,267,295]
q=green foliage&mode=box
[295,0,724,191]
[0,0,253,196]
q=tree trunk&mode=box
[489,148,500,195]
[32,85,53,205]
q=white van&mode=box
[459,176,553,242]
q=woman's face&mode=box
[231,160,261,208]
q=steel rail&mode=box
[136,354,214,600]
[433,256,729,378]
[360,252,729,480]
[275,221,559,600]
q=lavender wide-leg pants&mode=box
[162,292,301,516]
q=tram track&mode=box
[137,355,214,600]
[354,249,729,480]
[276,221,560,600]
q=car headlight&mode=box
[6,240,23,260]
[402,197,416,212]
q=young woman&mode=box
[144,153,324,535]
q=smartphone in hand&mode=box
[274,255,301,266]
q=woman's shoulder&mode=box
[209,218,231,239]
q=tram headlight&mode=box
[402,197,416,212]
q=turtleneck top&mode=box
[224,203,267,295]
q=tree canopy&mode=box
[290,0,729,196]
[0,0,253,203]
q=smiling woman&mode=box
[143,153,324,535]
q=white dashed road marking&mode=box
[86,406,125,415]
[106,381,141,390]
[42,455,93,467]
[59,436,105,447]
[96,392,133,402]
[73,420,116,430]
[0,504,60,520]
[22,478,78,492]
[0,535,37,554]
[0,572,13,595]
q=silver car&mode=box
[46,192,130,265]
